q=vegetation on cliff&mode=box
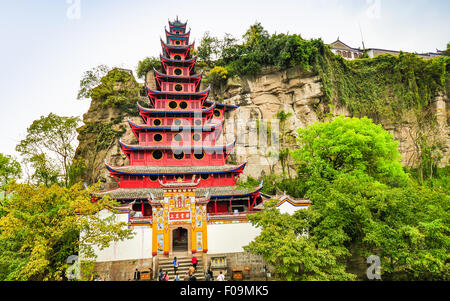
[199,22,449,120]
[198,23,448,186]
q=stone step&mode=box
[157,257,205,281]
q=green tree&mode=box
[16,113,80,187]
[442,42,450,55]
[247,117,449,280]
[292,116,408,188]
[204,66,228,93]
[197,31,219,65]
[136,56,161,79]
[77,65,110,100]
[0,154,21,192]
[0,182,134,281]
[243,22,269,48]
[245,201,356,281]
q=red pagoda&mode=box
[97,17,263,257]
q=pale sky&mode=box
[0,0,449,158]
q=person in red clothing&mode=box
[192,256,198,269]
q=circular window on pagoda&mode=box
[174,134,183,142]
[173,152,185,160]
[174,55,182,60]
[149,175,158,182]
[194,152,205,160]
[169,101,178,109]
[194,119,202,126]
[153,133,163,142]
[175,84,183,92]
[192,133,201,142]
[213,109,222,118]
[179,101,188,109]
[173,119,182,126]
[152,150,163,160]
[174,68,182,76]
[153,118,162,126]
[175,40,181,45]
[200,174,210,180]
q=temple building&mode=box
[329,38,448,60]
[92,18,264,264]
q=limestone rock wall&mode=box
[75,66,449,185]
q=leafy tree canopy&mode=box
[0,183,134,281]
[246,116,449,280]
[292,116,408,189]
[16,113,80,187]
[0,154,21,191]
[77,65,110,100]
[136,56,161,79]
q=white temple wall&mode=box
[207,222,261,254]
[83,210,153,262]
[276,203,308,215]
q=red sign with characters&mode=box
[169,211,191,221]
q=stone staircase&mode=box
[157,256,205,281]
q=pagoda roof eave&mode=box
[160,55,197,64]
[105,161,247,176]
[137,101,216,115]
[128,118,223,131]
[161,39,195,50]
[165,28,191,37]
[118,139,235,152]
[146,86,210,97]
[95,185,262,201]
[168,18,187,27]
[154,68,203,80]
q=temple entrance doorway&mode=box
[172,227,188,253]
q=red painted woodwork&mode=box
[104,19,265,204]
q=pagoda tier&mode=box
[160,55,196,75]
[137,103,217,126]
[146,87,210,110]
[168,18,187,34]
[118,139,235,166]
[161,40,194,59]
[128,119,224,146]
[105,162,247,188]
[165,28,190,38]
[154,69,202,92]
[165,29,190,46]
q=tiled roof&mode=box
[106,162,246,175]
[96,185,262,200]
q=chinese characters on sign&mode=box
[169,211,191,222]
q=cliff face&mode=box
[75,66,449,185]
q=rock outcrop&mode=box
[75,66,449,186]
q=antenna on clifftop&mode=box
[359,22,366,51]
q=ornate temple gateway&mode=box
[95,18,264,259]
